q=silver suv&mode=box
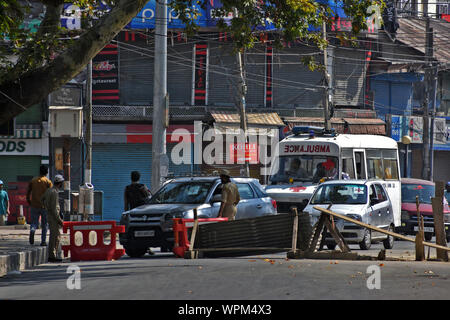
[119,176,278,257]
[304,180,395,250]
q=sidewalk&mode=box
[0,225,49,277]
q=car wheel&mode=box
[359,229,372,250]
[383,225,395,249]
[125,246,147,258]
[424,232,433,241]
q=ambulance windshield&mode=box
[269,155,339,184]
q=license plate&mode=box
[414,226,434,233]
[134,230,155,237]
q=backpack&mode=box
[126,183,150,209]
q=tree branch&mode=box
[0,0,147,123]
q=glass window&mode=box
[374,184,387,202]
[237,183,256,199]
[401,183,435,204]
[366,150,384,179]
[311,184,367,205]
[342,157,355,179]
[149,181,214,204]
[354,152,366,179]
[269,155,339,184]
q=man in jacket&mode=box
[27,165,52,245]
[42,175,64,263]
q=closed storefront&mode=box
[92,123,195,221]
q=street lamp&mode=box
[401,135,412,178]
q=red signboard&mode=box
[194,43,208,105]
[229,143,259,164]
[92,43,119,104]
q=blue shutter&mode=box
[92,144,152,221]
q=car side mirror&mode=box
[211,194,222,203]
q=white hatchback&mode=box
[303,180,395,250]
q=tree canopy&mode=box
[0,0,382,124]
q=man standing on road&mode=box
[27,165,52,245]
[0,180,9,226]
[124,171,151,211]
[217,169,240,221]
[42,175,65,263]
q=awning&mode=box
[284,117,386,135]
[207,111,284,136]
[207,111,285,126]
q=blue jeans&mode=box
[30,207,48,244]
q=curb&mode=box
[0,246,48,277]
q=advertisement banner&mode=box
[193,43,208,105]
[390,115,447,144]
[92,43,119,105]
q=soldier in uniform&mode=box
[42,175,65,263]
[217,169,240,221]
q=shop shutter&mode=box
[333,48,366,107]
[272,45,323,108]
[0,156,41,185]
[92,144,152,221]
[92,142,195,221]
[167,43,192,105]
[244,45,265,107]
[119,36,154,105]
[208,43,238,106]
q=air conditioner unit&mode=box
[49,106,83,138]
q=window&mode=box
[354,151,366,179]
[382,150,399,180]
[366,150,384,179]
[366,149,399,180]
[374,184,388,202]
[311,184,367,205]
[341,149,355,179]
[237,183,256,199]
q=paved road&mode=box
[0,240,449,302]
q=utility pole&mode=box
[85,60,92,185]
[422,17,432,180]
[151,0,168,193]
[322,21,332,132]
[234,8,250,177]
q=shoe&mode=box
[48,257,63,263]
[40,242,47,246]
[29,231,35,245]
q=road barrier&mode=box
[172,217,228,258]
[62,221,125,261]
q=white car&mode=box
[303,180,395,250]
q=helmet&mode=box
[54,175,65,183]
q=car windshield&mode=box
[269,155,339,184]
[148,181,214,204]
[401,183,434,204]
[311,184,367,205]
